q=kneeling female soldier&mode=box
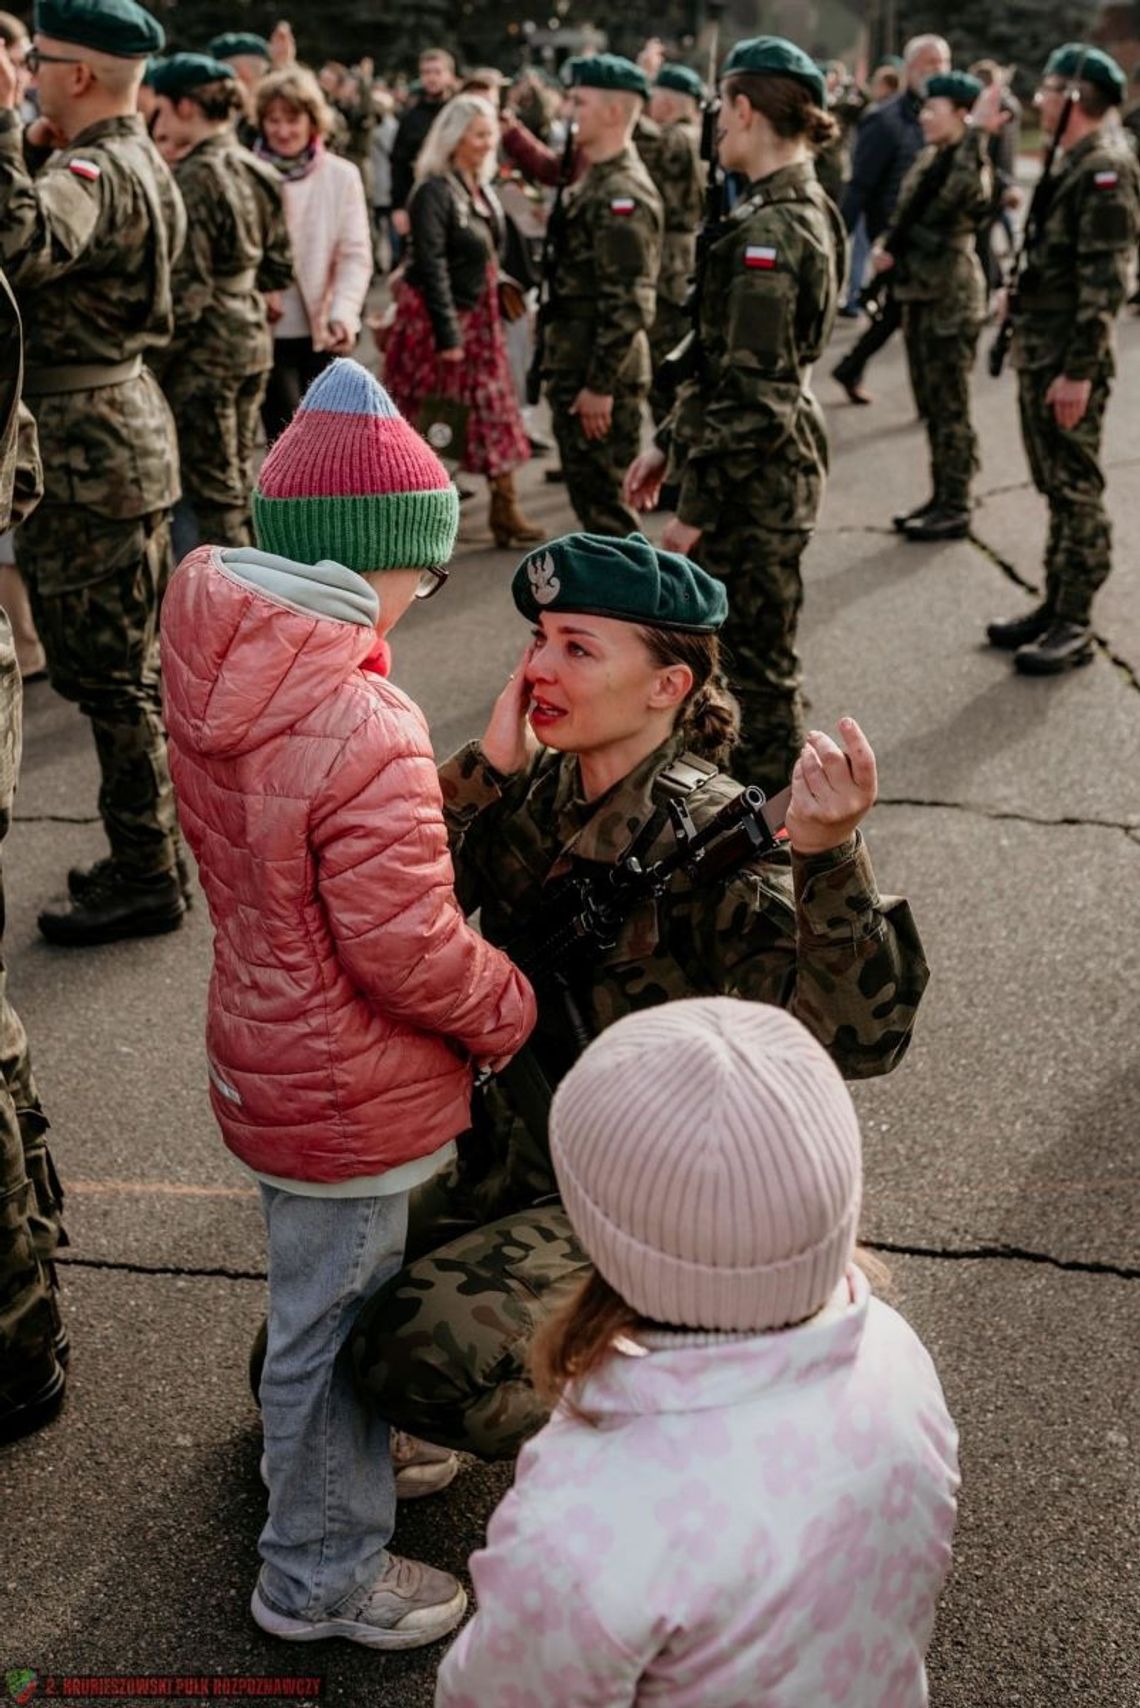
[346,531,930,1460]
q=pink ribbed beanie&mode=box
[549,998,862,1333]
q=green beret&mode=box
[654,63,705,101]
[207,31,270,63]
[925,71,982,108]
[512,532,728,633]
[148,52,236,98]
[1044,43,1126,103]
[875,55,905,72]
[721,36,826,108]
[34,0,163,58]
[565,54,650,100]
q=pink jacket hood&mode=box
[160,546,535,1184]
[163,547,382,759]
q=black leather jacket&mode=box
[404,173,504,349]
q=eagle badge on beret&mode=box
[527,551,561,605]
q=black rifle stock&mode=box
[858,138,958,319]
[525,123,576,407]
[658,92,725,396]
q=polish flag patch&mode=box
[68,158,101,181]
[744,245,777,269]
[1094,170,1119,189]
[610,197,636,215]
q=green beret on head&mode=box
[876,55,905,72]
[35,0,164,58]
[1044,43,1126,103]
[565,54,650,99]
[207,30,270,62]
[512,532,728,633]
[654,63,705,101]
[721,36,826,108]
[149,52,236,98]
[924,71,982,108]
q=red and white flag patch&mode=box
[68,158,101,181]
[744,245,777,270]
[610,197,636,215]
[1094,170,1119,189]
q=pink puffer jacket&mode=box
[160,546,536,1183]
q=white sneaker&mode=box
[251,1555,467,1650]
[391,1429,461,1501]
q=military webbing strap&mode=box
[23,355,142,396]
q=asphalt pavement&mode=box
[2,311,1138,1708]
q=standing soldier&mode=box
[625,38,846,796]
[645,62,705,424]
[875,72,1002,541]
[149,53,293,553]
[0,271,70,1443]
[541,55,662,537]
[0,0,188,945]
[987,45,1140,674]
[207,30,270,149]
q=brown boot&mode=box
[489,471,543,549]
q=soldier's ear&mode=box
[648,663,694,712]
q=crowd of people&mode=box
[1,0,1138,1699]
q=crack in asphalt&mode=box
[57,1244,1140,1283]
[863,1238,1140,1282]
[13,812,101,824]
[876,796,1140,835]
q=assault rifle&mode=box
[525,121,576,407]
[989,52,1085,378]
[473,783,791,1145]
[859,139,959,320]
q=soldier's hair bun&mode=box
[636,626,740,766]
[722,70,840,154]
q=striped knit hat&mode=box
[549,998,863,1333]
[252,360,459,572]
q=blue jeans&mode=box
[845,216,870,310]
[256,1185,409,1618]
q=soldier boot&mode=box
[986,606,1054,650]
[68,850,194,909]
[38,862,185,947]
[1013,621,1095,676]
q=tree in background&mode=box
[895,0,1099,97]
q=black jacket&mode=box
[404,173,503,349]
[841,89,924,240]
[390,96,449,210]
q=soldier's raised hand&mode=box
[785,719,878,856]
[480,645,540,776]
[623,446,666,511]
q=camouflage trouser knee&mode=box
[18,506,178,877]
[648,300,690,427]
[350,1162,589,1460]
[903,305,980,510]
[696,510,809,797]
[0,614,64,1384]
[547,386,644,537]
[1017,364,1112,625]
[166,367,268,549]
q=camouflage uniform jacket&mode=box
[665,158,846,532]
[159,132,293,382]
[1012,128,1140,377]
[885,127,991,327]
[0,111,184,519]
[637,115,703,309]
[439,732,928,1213]
[542,143,663,395]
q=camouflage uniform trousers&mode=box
[18,505,179,878]
[349,1158,589,1461]
[647,299,690,427]
[1017,361,1113,625]
[547,384,645,538]
[165,364,269,549]
[902,303,981,511]
[0,612,66,1396]
[696,502,810,797]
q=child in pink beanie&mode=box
[436,997,958,1707]
[160,359,535,1651]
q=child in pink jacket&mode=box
[160,360,535,1652]
[436,998,958,1707]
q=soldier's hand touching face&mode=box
[480,645,540,775]
[1045,375,1092,431]
[785,719,878,856]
